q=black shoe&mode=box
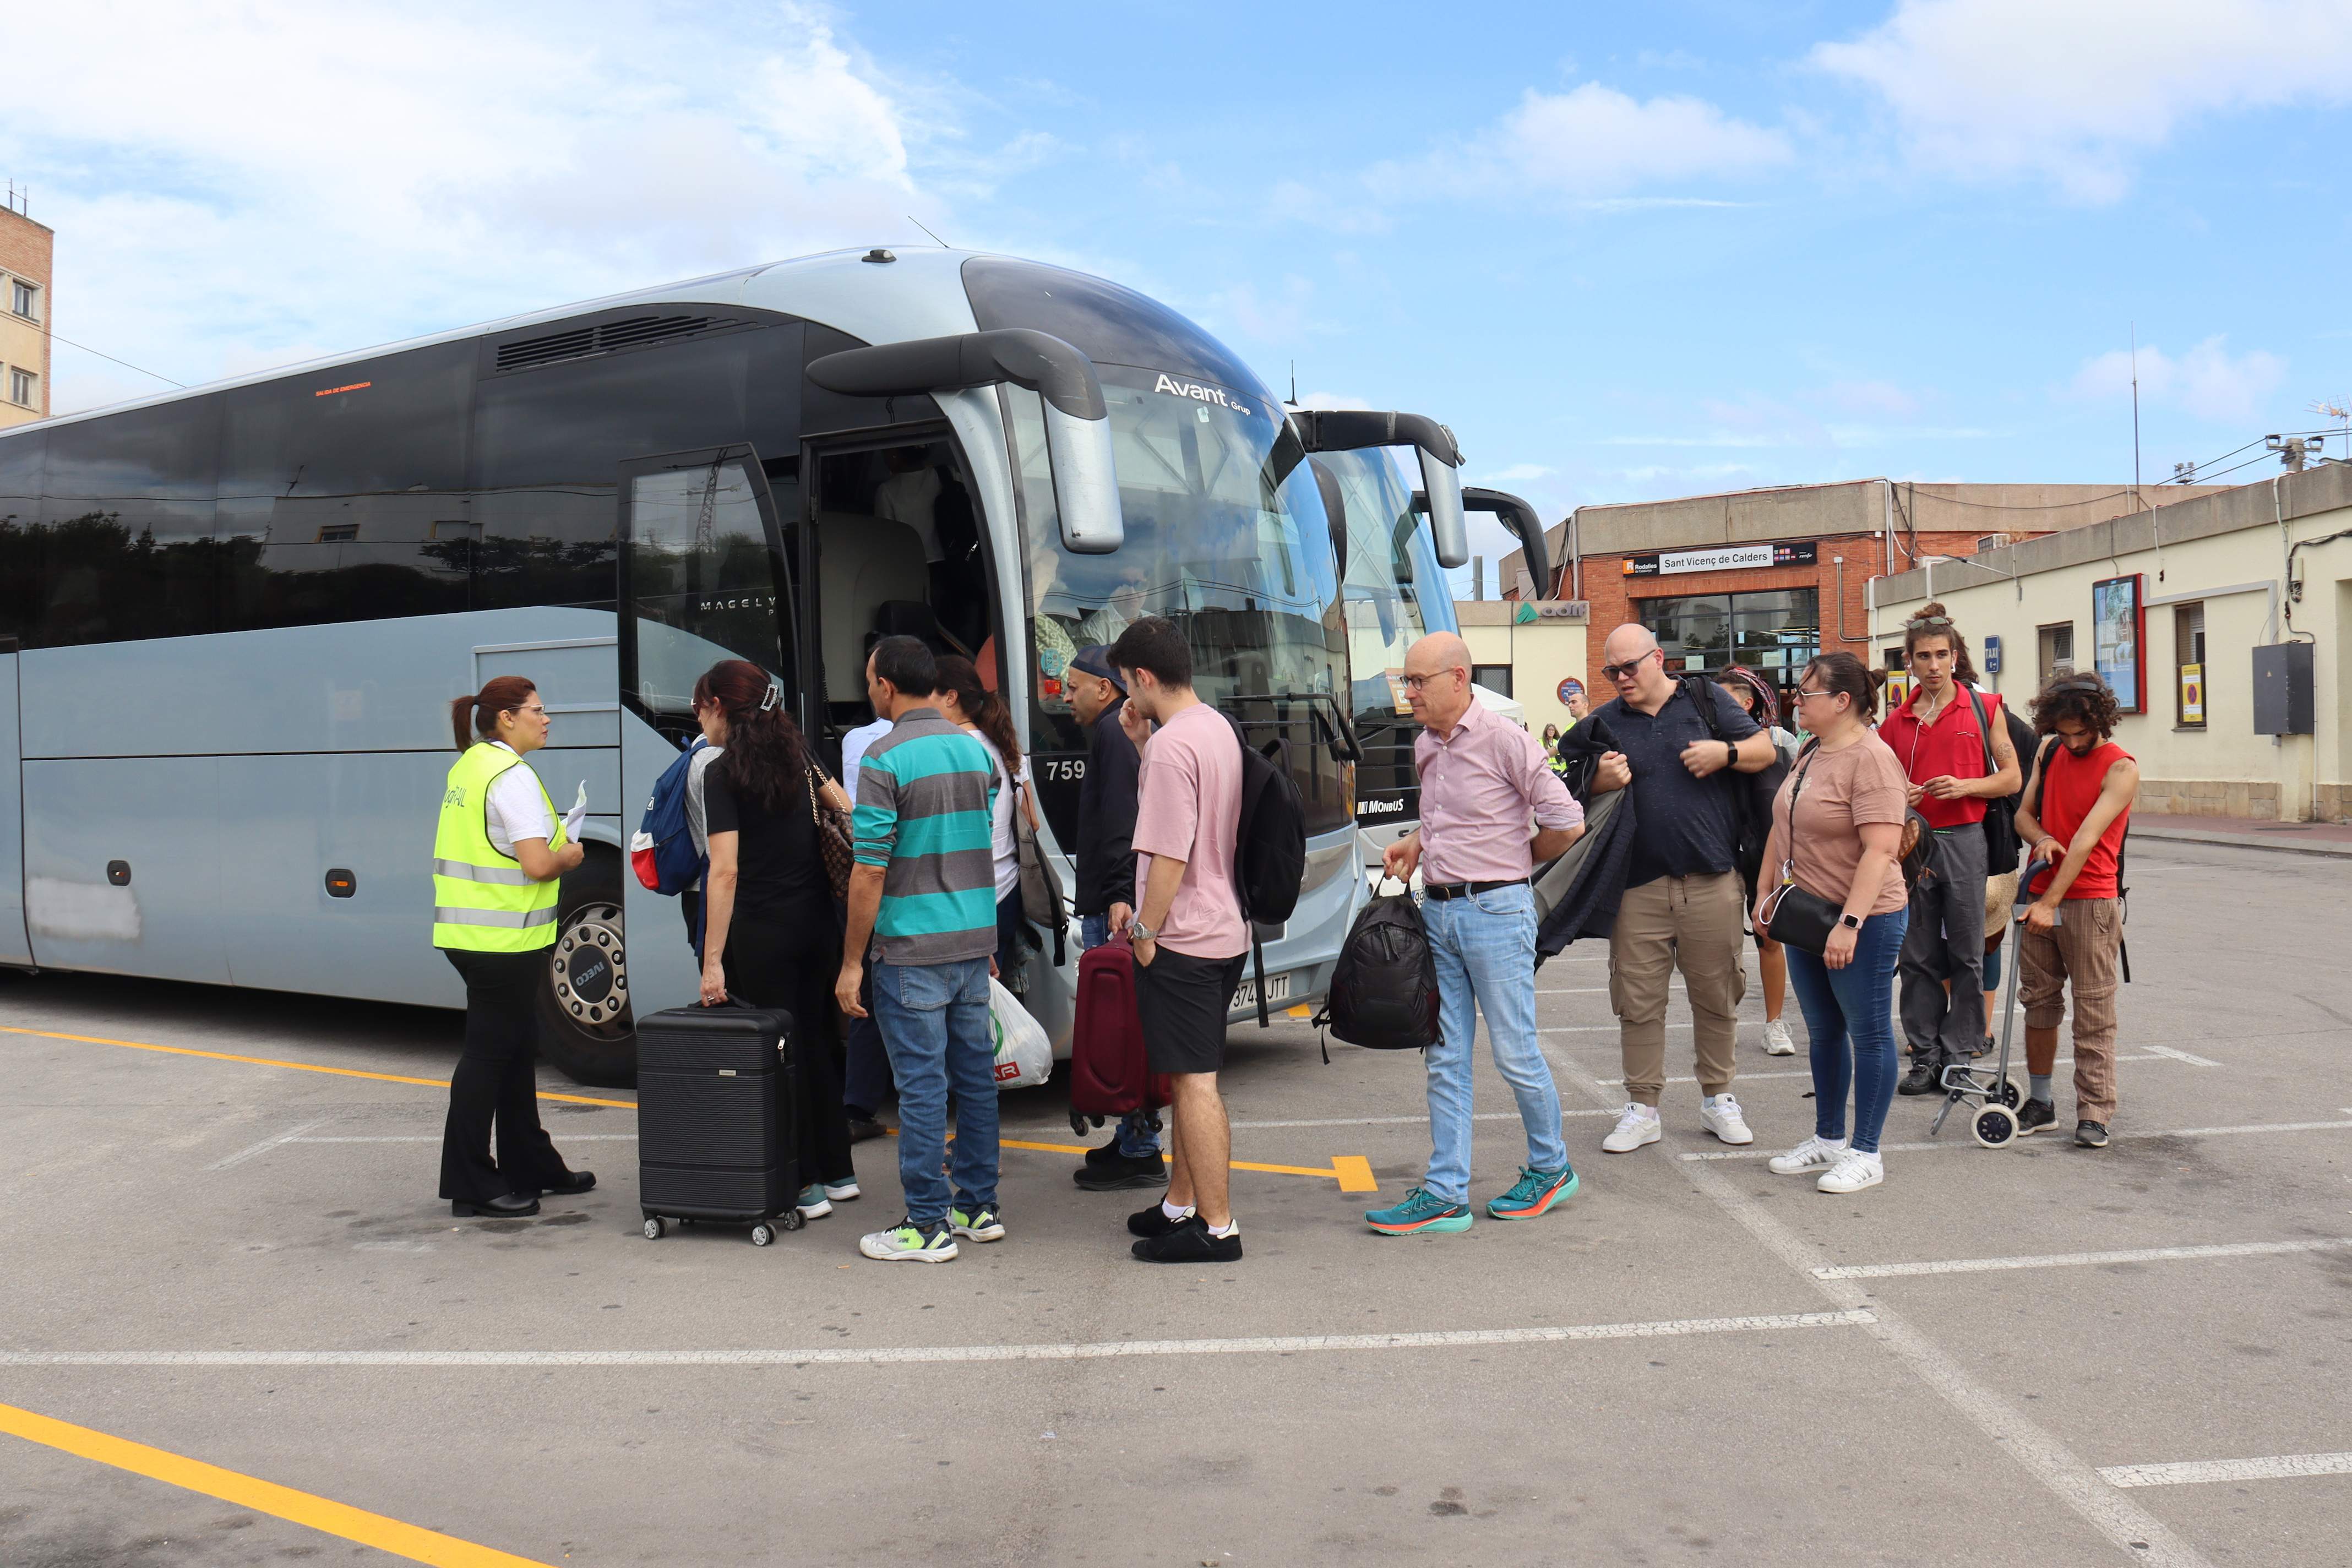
[452,1193,539,1218]
[1131,1215,1242,1264]
[1076,1152,1168,1191]
[2016,1098,2057,1135]
[1128,1201,1193,1238]
[2075,1120,2110,1148]
[1897,1054,1941,1096]
[846,1118,887,1145]
[539,1170,596,1196]
[1083,1136,1123,1168]
[1980,1035,1996,1057]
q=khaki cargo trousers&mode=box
[1610,871,1748,1105]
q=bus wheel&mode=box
[537,851,637,1087]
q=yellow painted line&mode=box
[10,1026,1368,1183]
[0,1026,637,1109]
[0,1398,554,1567]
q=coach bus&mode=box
[0,247,1468,1084]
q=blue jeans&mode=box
[1081,913,1161,1157]
[1421,883,1568,1204]
[1785,909,1910,1154]
[872,957,997,1224]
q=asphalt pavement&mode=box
[1,836,2346,1567]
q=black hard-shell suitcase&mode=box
[635,1002,803,1245]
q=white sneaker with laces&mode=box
[1768,1134,1848,1175]
[1700,1093,1753,1146]
[1761,1019,1796,1056]
[1601,1103,1662,1153]
[1817,1149,1885,1194]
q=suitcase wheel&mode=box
[750,1223,776,1246]
[779,1208,808,1232]
[643,1217,666,1240]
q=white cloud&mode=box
[2070,336,2287,422]
[14,1,967,411]
[1377,83,1790,203]
[1477,462,1556,484]
[1813,0,2352,200]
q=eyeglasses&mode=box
[1600,650,1659,681]
[516,704,548,717]
[1400,671,1460,691]
[1793,687,1842,705]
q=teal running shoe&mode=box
[1365,1186,1473,1236]
[794,1183,833,1219]
[1487,1165,1579,1220]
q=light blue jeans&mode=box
[872,956,997,1226]
[1786,908,1909,1155]
[1421,883,1569,1204]
[1080,912,1161,1158]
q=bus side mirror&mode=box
[1042,399,1124,556]
[1419,450,1470,569]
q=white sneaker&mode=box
[1602,1103,1662,1153]
[1817,1149,1885,1194]
[1768,1134,1848,1175]
[1761,1019,1796,1056]
[1700,1093,1753,1146]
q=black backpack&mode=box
[1964,684,2037,877]
[1317,884,1440,1055]
[1223,713,1309,1025]
[1677,674,1788,886]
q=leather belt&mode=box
[1422,878,1529,901]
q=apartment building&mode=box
[0,197,53,427]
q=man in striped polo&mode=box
[836,634,1005,1264]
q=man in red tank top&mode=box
[2011,674,2140,1148]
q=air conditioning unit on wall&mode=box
[1974,533,2013,553]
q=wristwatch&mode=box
[1838,912,1863,931]
[1125,917,1158,944]
[1724,741,1737,769]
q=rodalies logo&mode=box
[1153,373,1238,410]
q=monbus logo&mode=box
[1153,373,1237,410]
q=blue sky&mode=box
[13,1,2351,584]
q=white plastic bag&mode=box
[988,976,1053,1090]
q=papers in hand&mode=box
[560,780,589,840]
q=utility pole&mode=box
[2130,323,2143,513]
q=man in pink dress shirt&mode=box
[1367,633,1587,1235]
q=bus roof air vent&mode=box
[494,326,597,371]
[492,313,744,373]
[595,314,721,352]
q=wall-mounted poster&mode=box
[2091,574,2146,714]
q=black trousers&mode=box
[440,948,574,1204]
[725,911,856,1187]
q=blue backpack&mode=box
[630,738,710,898]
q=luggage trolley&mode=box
[1928,859,2050,1150]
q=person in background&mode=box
[1110,616,1248,1264]
[837,636,1004,1263]
[692,660,858,1223]
[1877,604,2019,1097]
[1979,863,2020,1045]
[432,677,594,1219]
[1567,690,1590,723]
[2011,673,2139,1147]
[1064,644,1165,1191]
[933,655,1038,990]
[1586,625,1777,1154]
[1541,722,1562,753]
[836,696,897,1144]
[1755,654,1912,1195]
[1714,665,1801,1058]
[1541,721,1568,778]
[1365,633,1585,1236]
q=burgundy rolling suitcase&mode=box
[1066,933,1170,1136]
[635,1001,803,1245]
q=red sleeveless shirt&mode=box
[2027,739,2132,900]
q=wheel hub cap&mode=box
[551,902,629,1028]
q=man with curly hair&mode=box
[2011,673,2139,1147]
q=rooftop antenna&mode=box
[907,214,949,248]
[1289,360,1297,406]
[2130,322,2143,513]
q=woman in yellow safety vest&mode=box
[433,675,595,1218]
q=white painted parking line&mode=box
[206,1119,334,1172]
[1814,1238,2352,1280]
[2145,1045,2222,1067]
[2100,1452,2352,1489]
[1683,1118,2352,1161]
[0,1310,1872,1369]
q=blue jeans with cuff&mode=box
[1785,908,1909,1154]
[1421,882,1568,1205]
[872,956,998,1225]
[1081,912,1161,1158]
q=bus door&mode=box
[0,637,26,966]
[616,447,798,1020]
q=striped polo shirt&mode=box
[852,706,1000,966]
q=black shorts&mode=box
[1134,946,1246,1076]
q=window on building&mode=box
[1638,588,1820,710]
[8,367,32,407]
[2038,622,2075,685]
[1471,663,1512,697]
[2174,601,2206,728]
[9,280,35,322]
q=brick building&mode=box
[1499,478,2231,712]
[0,194,52,427]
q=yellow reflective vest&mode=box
[432,742,564,952]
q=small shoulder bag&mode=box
[807,764,854,899]
[1759,742,1842,956]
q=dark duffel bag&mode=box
[635,1001,804,1245]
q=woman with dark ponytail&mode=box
[692,660,859,1221]
[933,655,1039,986]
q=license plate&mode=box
[1232,972,1292,1011]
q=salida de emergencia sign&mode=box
[1624,541,1818,577]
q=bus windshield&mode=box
[1316,446,1454,736]
[1017,365,1347,834]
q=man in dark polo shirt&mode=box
[1587,624,1778,1155]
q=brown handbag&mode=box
[807,765,853,898]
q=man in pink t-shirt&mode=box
[1108,616,1246,1266]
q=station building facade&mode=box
[0,201,50,428]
